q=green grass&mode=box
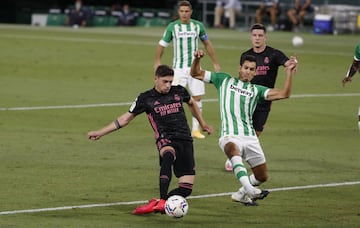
[0,24,360,227]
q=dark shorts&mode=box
[252,110,270,132]
[157,138,195,178]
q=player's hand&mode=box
[289,55,298,64]
[286,63,297,75]
[342,77,352,86]
[202,124,213,135]
[88,131,102,140]
[194,50,205,59]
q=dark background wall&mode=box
[0,0,181,24]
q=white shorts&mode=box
[173,68,205,96]
[218,135,266,168]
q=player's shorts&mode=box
[252,110,270,132]
[157,138,195,177]
[173,68,205,96]
[218,135,266,168]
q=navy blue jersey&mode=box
[241,46,288,111]
[129,85,192,142]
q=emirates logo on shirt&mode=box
[256,65,270,76]
[154,102,182,116]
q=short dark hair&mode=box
[178,0,192,10]
[250,23,266,33]
[240,54,257,66]
[155,65,174,77]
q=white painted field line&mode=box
[0,181,359,216]
[1,93,360,111]
[0,102,132,111]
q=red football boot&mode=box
[153,199,166,214]
[132,198,158,215]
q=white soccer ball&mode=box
[165,195,188,218]
[225,159,232,172]
[292,36,304,47]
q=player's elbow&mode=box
[282,91,291,99]
[190,70,199,78]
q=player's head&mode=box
[238,54,257,82]
[177,1,192,23]
[250,23,266,33]
[250,23,267,49]
[154,65,174,94]
[155,64,174,77]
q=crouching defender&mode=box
[88,65,213,214]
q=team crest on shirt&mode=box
[264,57,270,64]
[174,94,180,101]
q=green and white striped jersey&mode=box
[159,19,208,69]
[208,71,270,137]
[354,43,360,61]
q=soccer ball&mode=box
[292,36,304,47]
[165,195,188,218]
[225,159,233,172]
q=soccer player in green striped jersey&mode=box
[191,49,298,205]
[155,0,220,139]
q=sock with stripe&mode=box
[231,156,254,193]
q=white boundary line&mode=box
[1,93,360,111]
[0,181,359,216]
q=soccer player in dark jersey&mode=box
[87,65,213,215]
[225,23,297,171]
[242,23,298,137]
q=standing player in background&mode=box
[225,23,296,171]
[342,42,360,86]
[88,65,213,215]
[154,0,221,139]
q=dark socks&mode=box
[159,151,174,200]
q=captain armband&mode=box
[114,119,122,129]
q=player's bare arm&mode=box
[203,40,220,72]
[342,60,360,86]
[187,97,213,135]
[266,63,297,101]
[88,112,135,140]
[154,45,165,72]
[190,50,206,80]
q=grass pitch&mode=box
[0,24,359,227]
